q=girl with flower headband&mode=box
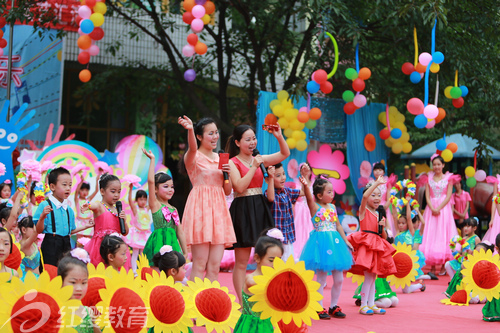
[153,245,188,283]
[0,180,12,201]
[142,149,188,266]
[372,162,397,234]
[300,174,353,319]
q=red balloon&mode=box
[89,27,104,40]
[314,69,328,84]
[406,97,424,115]
[379,128,390,140]
[183,12,194,24]
[452,97,464,108]
[187,33,198,46]
[86,0,96,7]
[0,17,6,29]
[320,81,333,94]
[0,38,7,48]
[401,62,414,75]
[352,78,365,92]
[75,16,82,26]
[78,51,90,65]
[343,102,357,115]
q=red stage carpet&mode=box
[192,270,494,333]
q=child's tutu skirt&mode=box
[143,227,181,265]
[416,249,426,276]
[300,230,353,272]
[348,231,397,278]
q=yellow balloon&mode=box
[430,63,440,73]
[385,138,394,148]
[93,2,107,14]
[286,138,297,149]
[284,108,295,121]
[269,100,280,109]
[296,140,308,151]
[441,149,453,162]
[402,142,412,153]
[272,104,285,118]
[444,86,453,99]
[292,130,303,141]
[393,122,407,132]
[299,131,307,140]
[400,132,410,143]
[465,166,476,178]
[378,112,386,124]
[277,90,289,101]
[90,13,105,27]
[388,106,399,115]
[392,142,403,154]
[201,14,211,25]
[290,119,302,130]
[283,128,294,138]
[395,113,405,123]
[277,118,289,129]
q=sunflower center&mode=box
[109,287,147,333]
[195,288,231,322]
[266,271,308,312]
[151,285,185,324]
[81,277,105,308]
[5,244,22,270]
[472,260,500,289]
[450,290,468,304]
[11,291,60,333]
[141,267,155,281]
[393,252,413,278]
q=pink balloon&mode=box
[425,119,435,129]
[407,97,424,115]
[353,94,367,108]
[299,106,308,112]
[191,19,204,33]
[191,5,206,19]
[182,44,195,57]
[78,28,84,35]
[423,104,439,119]
[0,48,4,56]
[78,6,92,19]
[474,170,487,182]
[419,52,432,66]
[88,45,99,56]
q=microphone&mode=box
[252,149,269,178]
[218,149,229,183]
[116,201,126,235]
[377,205,385,235]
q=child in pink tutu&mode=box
[484,177,500,244]
[293,162,314,259]
[82,173,130,269]
[127,186,152,276]
[421,155,459,276]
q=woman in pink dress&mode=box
[451,181,471,227]
[293,162,313,259]
[484,175,500,244]
[421,155,459,275]
[178,116,236,282]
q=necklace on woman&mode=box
[238,155,253,167]
[102,202,118,216]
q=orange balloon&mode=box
[77,35,92,50]
[435,107,446,123]
[415,62,427,73]
[0,30,4,38]
[194,42,207,55]
[447,142,458,153]
[264,113,278,125]
[204,1,215,15]
[309,107,322,120]
[364,134,376,152]
[183,0,195,12]
[297,112,309,123]
[358,67,371,80]
[79,69,92,83]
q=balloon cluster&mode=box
[401,51,444,84]
[181,0,216,82]
[464,166,486,188]
[0,17,7,54]
[342,67,371,114]
[378,106,412,154]
[306,69,332,95]
[435,135,457,162]
[407,98,446,129]
[444,71,468,109]
[76,0,107,83]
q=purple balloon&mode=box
[184,69,196,82]
[195,0,207,4]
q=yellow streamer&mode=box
[325,32,339,79]
[454,70,458,87]
[413,26,418,67]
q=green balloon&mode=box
[342,90,355,102]
[305,119,317,129]
[450,86,462,99]
[466,177,476,188]
[345,68,358,80]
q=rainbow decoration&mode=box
[37,140,101,175]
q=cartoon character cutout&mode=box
[306,144,350,196]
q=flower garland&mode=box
[390,179,419,215]
[449,235,471,264]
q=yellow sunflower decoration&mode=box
[346,272,365,286]
[97,269,149,333]
[137,253,159,281]
[143,271,194,333]
[386,243,419,289]
[185,277,241,333]
[81,263,114,311]
[462,249,500,301]
[440,281,470,306]
[248,257,323,328]
[0,271,82,332]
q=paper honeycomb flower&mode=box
[440,282,470,306]
[43,264,59,280]
[185,277,241,333]
[0,271,82,332]
[462,249,500,301]
[143,271,194,333]
[248,257,323,329]
[386,243,419,289]
[277,319,309,332]
[137,253,159,281]
[81,263,113,313]
[4,241,24,271]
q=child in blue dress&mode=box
[300,175,353,319]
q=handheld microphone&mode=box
[377,205,385,235]
[116,201,126,235]
[218,149,229,183]
[252,149,269,178]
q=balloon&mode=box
[432,51,445,64]
[425,119,436,129]
[352,78,365,92]
[447,142,458,153]
[435,108,446,123]
[402,142,412,154]
[297,111,309,123]
[78,6,92,19]
[278,118,289,129]
[204,1,216,15]
[88,45,99,56]
[77,35,92,49]
[415,62,427,73]
[277,90,289,102]
[379,128,390,140]
[289,119,303,131]
[401,62,414,75]
[414,114,427,128]
[353,94,367,108]
[187,33,198,46]
[342,90,354,103]
[460,85,469,97]
[90,13,104,27]
[419,52,432,66]
[183,12,194,24]
[392,142,403,154]
[286,138,297,149]
[410,71,421,84]
[80,19,94,34]
[305,119,316,129]
[272,105,284,117]
[196,0,207,5]
[343,102,357,115]
[194,42,207,55]
[436,139,447,151]
[201,14,211,25]
[306,81,320,94]
[475,170,487,182]
[358,67,371,80]
[364,134,376,152]
[400,132,410,143]
[407,98,424,115]
[192,5,206,18]
[320,81,333,94]
[284,108,295,121]
[345,68,358,80]
[0,17,5,28]
[283,128,293,138]
[423,104,439,119]
[466,177,477,188]
[313,69,327,84]
[89,27,104,40]
[93,2,107,14]
[182,44,195,57]
[86,0,96,7]
[452,97,464,108]
[0,39,7,48]
[264,114,278,125]
[309,107,322,120]
[441,149,453,162]
[391,128,402,139]
[184,69,196,82]
[191,19,204,33]
[444,86,453,99]
[77,51,90,65]
[385,138,394,147]
[450,87,462,99]
[430,63,440,73]
[183,0,196,11]
[79,69,91,82]
[296,140,308,151]
[291,131,302,141]
[465,166,475,178]
[378,112,386,124]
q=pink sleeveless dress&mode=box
[85,208,131,269]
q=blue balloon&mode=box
[80,19,94,34]
[391,128,402,139]
[432,51,445,64]
[410,71,421,84]
[306,81,320,94]
[436,139,447,151]
[414,115,427,129]
[460,85,469,97]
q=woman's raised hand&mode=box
[178,115,193,130]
